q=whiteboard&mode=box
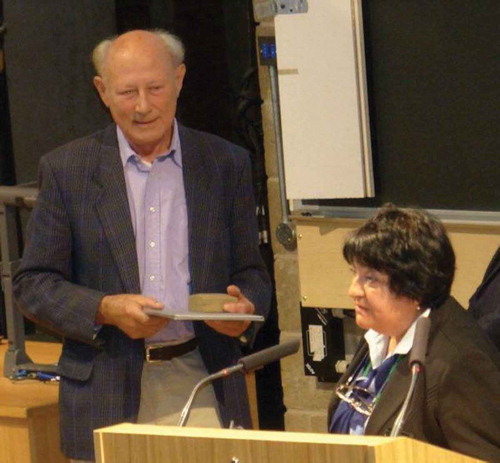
[275,0,373,200]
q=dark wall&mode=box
[3,0,115,184]
[0,1,15,186]
[310,0,500,211]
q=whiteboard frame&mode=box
[291,204,500,226]
[275,0,374,200]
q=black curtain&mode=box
[0,0,15,337]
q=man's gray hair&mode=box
[92,29,185,76]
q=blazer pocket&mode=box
[56,339,96,382]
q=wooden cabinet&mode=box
[0,341,68,463]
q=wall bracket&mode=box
[254,0,308,21]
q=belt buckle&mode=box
[145,343,164,363]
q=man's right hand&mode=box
[96,294,169,339]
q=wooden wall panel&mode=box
[296,218,500,309]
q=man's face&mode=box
[94,36,185,159]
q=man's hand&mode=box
[96,294,169,339]
[204,285,255,337]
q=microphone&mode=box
[177,339,300,426]
[408,316,431,368]
[390,316,431,437]
[238,338,300,372]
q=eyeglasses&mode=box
[335,383,375,417]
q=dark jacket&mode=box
[13,124,271,460]
[328,297,500,462]
[468,247,500,351]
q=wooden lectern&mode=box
[94,424,484,463]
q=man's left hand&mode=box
[204,285,255,337]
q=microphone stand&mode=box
[177,339,300,427]
[177,364,244,427]
[389,362,421,437]
[390,316,431,437]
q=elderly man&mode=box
[13,29,271,462]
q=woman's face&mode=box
[348,261,421,342]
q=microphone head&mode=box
[238,339,300,372]
[409,316,431,367]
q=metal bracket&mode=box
[254,0,308,22]
[256,36,297,250]
[0,185,60,378]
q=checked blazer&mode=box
[13,123,271,460]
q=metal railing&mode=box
[0,184,57,377]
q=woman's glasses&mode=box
[335,383,375,417]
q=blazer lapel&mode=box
[93,127,140,293]
[365,355,411,435]
[179,126,218,291]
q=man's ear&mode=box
[175,63,186,98]
[93,76,109,107]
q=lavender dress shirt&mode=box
[117,121,194,344]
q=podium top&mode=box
[94,423,484,463]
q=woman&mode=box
[328,204,500,462]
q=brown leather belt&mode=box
[145,338,198,363]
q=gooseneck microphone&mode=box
[390,316,431,437]
[177,339,300,427]
[238,338,301,372]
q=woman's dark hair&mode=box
[343,204,455,309]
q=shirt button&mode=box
[149,206,156,213]
[149,241,156,248]
[149,275,156,281]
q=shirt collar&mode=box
[116,119,182,168]
[364,308,431,368]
